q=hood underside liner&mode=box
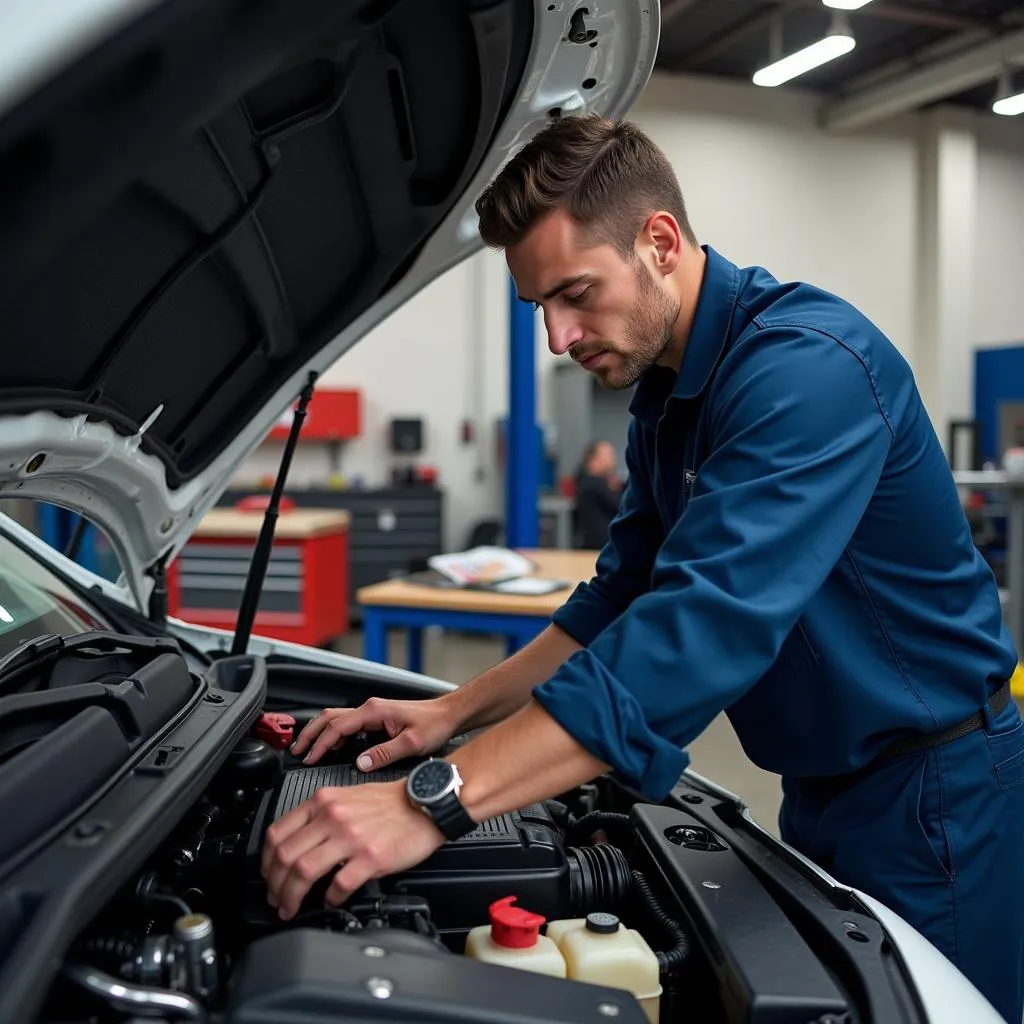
[0,0,532,487]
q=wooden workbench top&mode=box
[193,507,351,540]
[356,549,599,617]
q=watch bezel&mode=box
[406,757,462,807]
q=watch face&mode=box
[408,759,454,804]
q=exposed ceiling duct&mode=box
[821,26,1024,129]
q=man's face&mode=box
[506,210,680,390]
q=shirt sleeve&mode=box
[551,419,665,647]
[534,326,895,799]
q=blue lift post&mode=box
[361,275,545,673]
[505,273,539,548]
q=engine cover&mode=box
[244,761,571,932]
[225,928,651,1024]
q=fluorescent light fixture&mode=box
[823,0,875,9]
[993,67,1024,116]
[753,16,856,88]
[994,92,1024,115]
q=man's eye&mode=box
[565,288,590,305]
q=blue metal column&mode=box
[506,274,539,548]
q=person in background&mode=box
[573,440,623,550]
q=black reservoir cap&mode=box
[585,912,620,934]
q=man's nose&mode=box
[545,311,584,356]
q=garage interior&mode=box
[12,0,1024,838]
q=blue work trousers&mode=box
[781,698,1024,1023]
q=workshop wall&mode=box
[630,73,920,359]
[974,121,1024,351]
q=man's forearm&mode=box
[438,624,581,734]
[447,699,608,822]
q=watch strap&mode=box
[428,791,477,841]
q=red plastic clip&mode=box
[255,711,296,751]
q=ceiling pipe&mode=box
[820,26,1024,129]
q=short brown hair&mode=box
[475,115,696,255]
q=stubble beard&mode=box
[593,261,680,391]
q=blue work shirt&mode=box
[534,246,1018,801]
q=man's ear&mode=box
[640,211,683,277]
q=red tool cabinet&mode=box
[168,507,350,647]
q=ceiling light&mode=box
[753,14,856,88]
[994,92,1024,115]
[993,66,1024,116]
[822,0,875,9]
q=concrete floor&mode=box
[335,628,784,835]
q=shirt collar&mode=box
[629,245,741,428]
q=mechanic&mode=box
[263,116,1024,1022]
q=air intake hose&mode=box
[567,843,633,913]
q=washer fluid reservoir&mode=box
[547,912,662,1023]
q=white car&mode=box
[0,2,1003,1022]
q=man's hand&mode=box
[290,696,457,770]
[261,779,445,919]
[263,700,609,920]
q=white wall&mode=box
[975,118,1024,349]
[234,70,1024,552]
[630,73,920,358]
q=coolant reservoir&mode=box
[464,896,566,978]
[547,913,662,1023]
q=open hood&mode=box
[0,0,658,608]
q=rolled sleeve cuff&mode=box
[533,648,689,801]
[551,583,621,648]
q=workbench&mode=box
[953,469,1024,662]
[355,549,598,672]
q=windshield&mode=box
[0,533,108,659]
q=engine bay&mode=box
[0,634,918,1024]
[51,731,696,1024]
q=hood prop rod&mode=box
[230,371,318,656]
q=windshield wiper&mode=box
[231,371,317,656]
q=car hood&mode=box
[0,0,658,609]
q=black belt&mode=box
[798,680,1015,796]
[876,678,1012,762]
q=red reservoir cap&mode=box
[489,896,546,948]
[255,712,296,751]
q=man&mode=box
[262,116,1024,1021]
[574,439,623,549]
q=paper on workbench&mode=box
[428,546,535,585]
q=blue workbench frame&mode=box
[361,276,543,670]
[361,605,550,674]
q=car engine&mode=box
[45,722,696,1024]
[6,637,876,1024]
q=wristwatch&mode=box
[405,758,477,841]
